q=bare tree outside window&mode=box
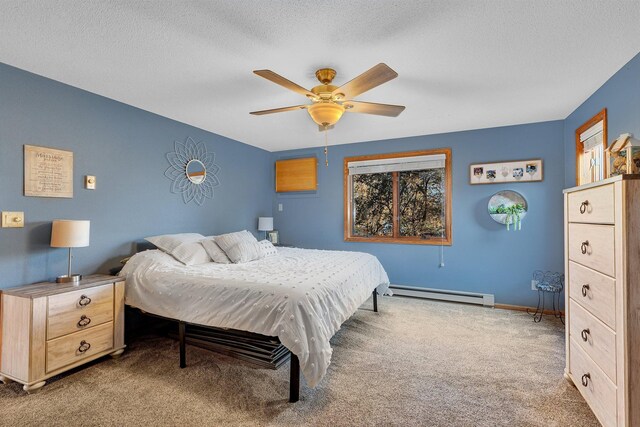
[352,173,393,237]
[399,169,445,238]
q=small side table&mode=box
[0,275,125,393]
[528,271,564,324]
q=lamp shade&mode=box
[258,217,274,232]
[51,220,90,248]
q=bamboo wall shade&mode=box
[275,158,317,192]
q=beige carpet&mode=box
[0,296,599,427]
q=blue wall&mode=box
[2,49,638,306]
[564,51,640,187]
[273,121,566,306]
[0,63,273,289]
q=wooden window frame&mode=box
[343,148,452,246]
[575,108,607,185]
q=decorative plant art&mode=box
[164,137,220,205]
[488,190,528,231]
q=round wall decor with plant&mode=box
[488,190,528,231]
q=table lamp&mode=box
[258,217,273,240]
[51,219,90,283]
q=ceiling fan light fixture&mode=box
[307,102,345,127]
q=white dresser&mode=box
[564,175,640,427]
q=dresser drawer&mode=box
[569,261,616,329]
[569,300,617,383]
[567,184,615,224]
[46,322,113,373]
[570,339,617,427]
[568,223,615,277]
[47,284,114,340]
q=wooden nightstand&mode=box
[0,275,125,393]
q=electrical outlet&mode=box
[278,203,283,212]
[531,279,539,291]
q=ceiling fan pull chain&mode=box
[324,126,329,167]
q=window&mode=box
[344,148,452,245]
[576,109,607,185]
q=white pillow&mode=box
[145,233,205,253]
[170,241,211,266]
[201,237,231,264]
[258,240,278,258]
[215,230,257,255]
[225,241,264,264]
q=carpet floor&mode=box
[0,296,600,427]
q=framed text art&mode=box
[469,159,543,185]
[24,145,73,198]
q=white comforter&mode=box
[120,247,390,387]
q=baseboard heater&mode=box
[390,285,495,307]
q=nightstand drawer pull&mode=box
[77,315,91,328]
[581,328,590,342]
[580,200,589,214]
[581,373,591,387]
[78,295,92,307]
[581,241,589,255]
[78,340,91,353]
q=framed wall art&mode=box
[24,145,74,198]
[469,159,543,185]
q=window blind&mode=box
[348,154,446,175]
[580,121,604,145]
[583,132,603,151]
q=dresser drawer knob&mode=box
[579,200,589,214]
[581,328,590,342]
[580,241,589,255]
[77,315,92,328]
[581,373,591,387]
[78,295,92,307]
[78,340,91,353]
[581,284,590,297]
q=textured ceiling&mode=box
[1,1,640,151]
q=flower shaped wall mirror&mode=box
[164,137,220,205]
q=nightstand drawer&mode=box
[47,284,114,340]
[46,322,114,373]
[568,223,615,277]
[567,184,614,224]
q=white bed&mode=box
[120,246,390,388]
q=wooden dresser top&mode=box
[563,174,640,194]
[1,275,122,299]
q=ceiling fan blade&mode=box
[253,70,316,98]
[250,105,308,115]
[332,63,398,99]
[343,101,405,117]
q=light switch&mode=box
[278,203,283,212]
[2,211,24,228]
[85,175,96,190]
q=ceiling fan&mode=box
[250,63,405,130]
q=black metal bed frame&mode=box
[170,290,378,403]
